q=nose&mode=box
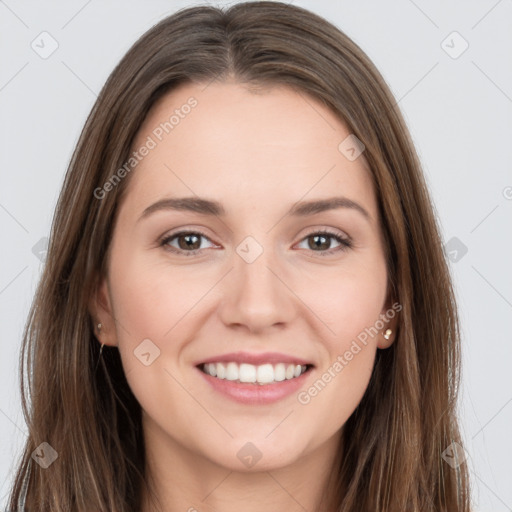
[217,240,298,334]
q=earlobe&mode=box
[377,296,400,349]
[88,277,118,347]
[377,325,396,349]
[378,326,396,349]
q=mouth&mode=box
[197,361,314,385]
[194,351,316,404]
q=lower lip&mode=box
[196,366,314,405]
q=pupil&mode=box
[311,235,329,250]
[180,234,200,250]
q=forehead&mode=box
[123,80,377,221]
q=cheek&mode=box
[107,252,202,415]
[296,270,384,432]
[298,346,376,443]
[109,250,207,339]
[305,256,388,345]
[296,254,386,409]
[107,248,222,390]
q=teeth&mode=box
[206,363,217,377]
[226,362,238,381]
[256,363,273,384]
[216,362,226,379]
[274,363,286,381]
[201,362,309,385]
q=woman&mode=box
[7,2,472,511]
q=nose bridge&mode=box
[235,233,281,303]
[220,232,295,330]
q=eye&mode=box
[160,230,216,256]
[295,229,353,256]
[159,229,352,257]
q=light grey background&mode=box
[1,0,511,510]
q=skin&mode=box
[90,79,398,512]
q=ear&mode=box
[376,294,401,350]
[88,275,118,347]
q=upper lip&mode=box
[196,351,314,367]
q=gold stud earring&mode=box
[383,328,392,340]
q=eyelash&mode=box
[159,228,353,257]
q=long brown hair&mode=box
[7,2,472,510]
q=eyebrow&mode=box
[138,196,371,222]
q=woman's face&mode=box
[93,80,397,473]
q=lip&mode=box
[196,364,314,405]
[195,351,314,367]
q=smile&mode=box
[199,361,311,385]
